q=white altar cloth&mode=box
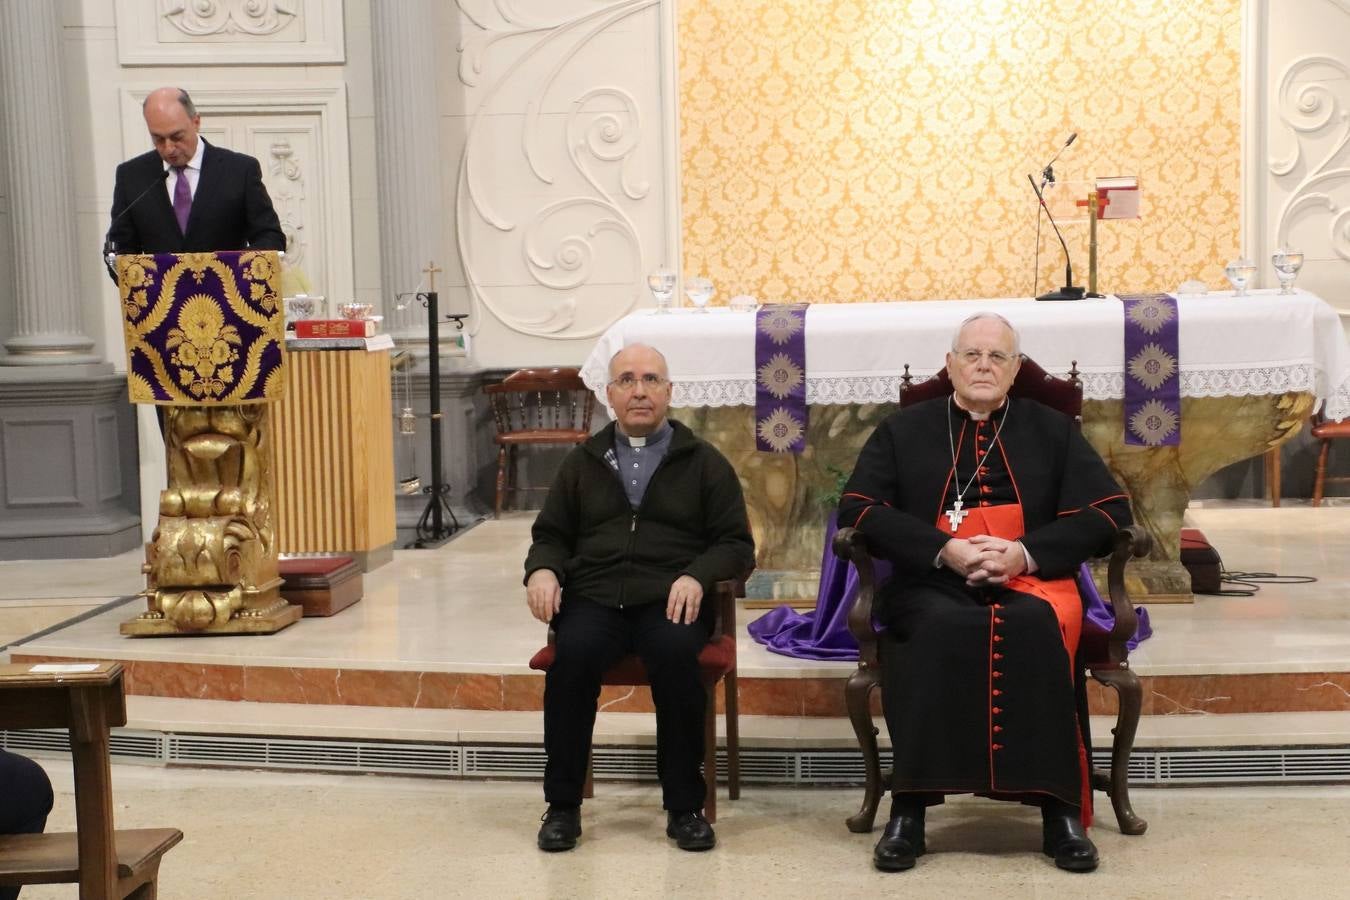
[581,291,1350,421]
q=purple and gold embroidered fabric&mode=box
[755,303,809,453]
[117,251,286,405]
[1118,292,1180,446]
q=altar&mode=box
[581,291,1350,602]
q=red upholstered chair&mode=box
[1311,409,1350,506]
[528,578,743,823]
[485,368,595,516]
[832,357,1152,836]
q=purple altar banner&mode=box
[118,250,285,405]
[755,303,809,453]
[1118,293,1181,446]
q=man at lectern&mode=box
[524,343,754,854]
[105,86,284,275]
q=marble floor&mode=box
[13,760,1350,899]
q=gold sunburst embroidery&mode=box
[1126,296,1175,336]
[758,306,805,345]
[757,352,805,400]
[1129,399,1179,446]
[1128,342,1177,392]
[165,294,242,399]
[757,407,805,453]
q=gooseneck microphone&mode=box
[1040,132,1077,189]
[103,168,169,277]
[1028,172,1085,302]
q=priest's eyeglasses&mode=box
[609,373,668,391]
[954,348,1017,367]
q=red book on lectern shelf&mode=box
[294,319,376,338]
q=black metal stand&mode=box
[408,289,468,548]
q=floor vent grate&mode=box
[5,729,1349,786]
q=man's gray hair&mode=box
[143,89,197,118]
[951,311,1020,355]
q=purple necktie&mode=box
[172,166,191,234]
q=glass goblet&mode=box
[647,267,676,314]
[684,275,714,312]
[1224,258,1257,297]
[1272,248,1304,295]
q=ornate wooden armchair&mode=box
[484,368,595,516]
[528,577,746,823]
[833,357,1152,836]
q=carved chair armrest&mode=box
[832,526,880,671]
[1101,524,1152,664]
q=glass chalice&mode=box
[1272,247,1305,295]
[684,275,714,312]
[1224,258,1257,297]
[647,267,676,314]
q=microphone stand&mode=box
[1027,174,1085,302]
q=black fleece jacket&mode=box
[523,419,754,608]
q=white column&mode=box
[0,0,100,365]
[370,0,443,339]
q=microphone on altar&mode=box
[1029,132,1086,302]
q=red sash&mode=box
[937,503,1082,658]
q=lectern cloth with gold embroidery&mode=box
[117,250,285,405]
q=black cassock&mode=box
[839,395,1131,813]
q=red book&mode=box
[294,319,376,338]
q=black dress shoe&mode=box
[873,814,926,872]
[1042,813,1099,872]
[666,810,716,851]
[537,805,581,852]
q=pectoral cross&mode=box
[944,498,968,533]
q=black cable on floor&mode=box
[1214,570,1318,597]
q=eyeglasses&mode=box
[954,348,1017,367]
[608,373,668,391]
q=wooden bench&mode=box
[0,662,181,899]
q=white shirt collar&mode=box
[162,138,206,173]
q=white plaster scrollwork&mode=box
[162,0,298,36]
[454,0,658,339]
[1271,55,1350,260]
[268,138,307,269]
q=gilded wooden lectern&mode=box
[116,250,302,636]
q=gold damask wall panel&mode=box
[678,0,1241,303]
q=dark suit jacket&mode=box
[107,139,286,265]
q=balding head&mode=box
[606,343,672,437]
[143,87,200,168]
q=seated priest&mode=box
[838,312,1131,874]
[523,343,755,853]
[0,749,55,900]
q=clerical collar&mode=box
[615,420,671,448]
[950,395,1008,422]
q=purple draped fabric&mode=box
[1118,292,1181,446]
[1079,562,1153,651]
[749,521,1151,660]
[117,250,285,406]
[747,514,891,661]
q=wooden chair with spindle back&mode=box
[484,368,596,516]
